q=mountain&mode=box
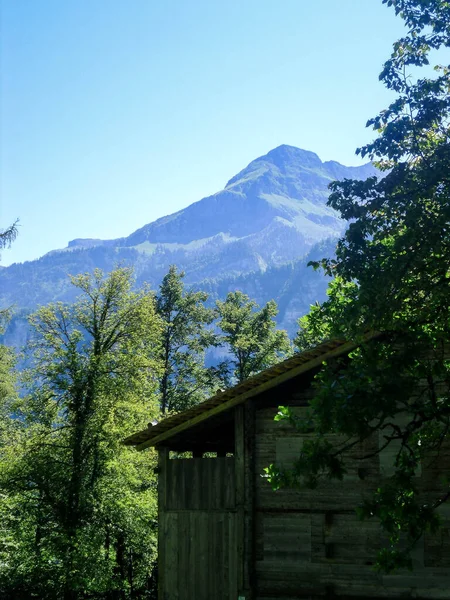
[122,145,371,248]
[0,145,376,342]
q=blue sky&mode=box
[1,0,406,266]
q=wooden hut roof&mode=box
[124,333,379,451]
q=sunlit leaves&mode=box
[280,0,450,573]
[0,268,162,596]
[216,291,292,384]
[155,265,221,413]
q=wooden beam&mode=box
[136,339,361,451]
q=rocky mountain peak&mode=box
[265,144,322,167]
[225,145,322,189]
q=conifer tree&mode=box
[0,220,18,253]
[216,291,291,384]
[156,265,221,413]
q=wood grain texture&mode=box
[253,396,450,598]
[159,509,238,600]
[158,448,169,600]
[244,401,256,598]
[235,405,246,596]
[164,457,235,510]
[156,343,450,599]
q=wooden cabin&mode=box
[124,337,450,600]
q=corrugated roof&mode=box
[124,334,379,450]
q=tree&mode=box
[0,319,20,586]
[216,291,291,384]
[0,223,20,584]
[0,219,19,253]
[0,268,162,598]
[0,220,19,321]
[269,0,450,572]
[155,265,222,414]
[0,306,17,407]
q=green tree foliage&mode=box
[0,312,17,406]
[0,268,162,598]
[0,220,19,323]
[216,291,291,384]
[156,265,223,413]
[0,347,15,410]
[0,223,20,584]
[0,219,19,253]
[269,0,450,573]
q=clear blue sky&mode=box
[1,0,406,266]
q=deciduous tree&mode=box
[0,268,162,598]
[269,0,450,573]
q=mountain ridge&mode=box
[51,144,374,254]
[0,145,376,341]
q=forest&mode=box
[1,0,450,597]
[0,263,293,598]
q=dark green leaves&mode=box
[284,0,450,573]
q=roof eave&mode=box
[124,333,382,451]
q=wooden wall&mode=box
[162,456,235,510]
[158,452,239,600]
[253,396,450,600]
[155,374,450,599]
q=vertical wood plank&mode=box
[188,511,196,600]
[228,457,236,508]
[244,400,256,598]
[194,458,202,510]
[203,457,211,509]
[184,459,193,509]
[177,512,189,600]
[158,447,168,510]
[228,512,235,600]
[164,512,179,599]
[167,459,175,510]
[198,512,209,598]
[177,460,184,511]
[231,512,238,600]
[158,448,169,600]
[213,456,221,510]
[209,512,216,598]
[215,512,224,600]
[235,405,245,595]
